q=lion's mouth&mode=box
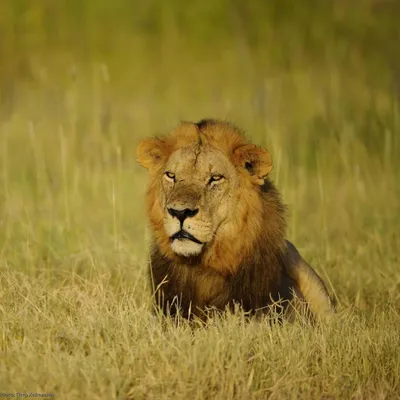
[171,230,203,245]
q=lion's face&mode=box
[137,120,274,259]
[161,144,239,256]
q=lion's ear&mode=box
[137,138,168,170]
[232,144,273,185]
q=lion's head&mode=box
[137,119,285,276]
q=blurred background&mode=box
[0,0,399,301]
[2,1,399,153]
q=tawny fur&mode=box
[137,119,335,321]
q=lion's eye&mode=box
[164,171,175,181]
[208,174,224,184]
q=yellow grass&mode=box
[0,1,399,399]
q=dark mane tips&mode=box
[195,119,221,130]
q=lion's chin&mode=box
[171,239,204,257]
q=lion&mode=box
[137,119,335,322]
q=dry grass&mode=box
[1,1,400,399]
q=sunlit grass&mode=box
[0,1,399,398]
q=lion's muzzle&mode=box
[165,205,209,257]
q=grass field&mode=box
[1,1,400,399]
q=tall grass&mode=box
[0,1,399,398]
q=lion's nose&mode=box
[168,208,199,223]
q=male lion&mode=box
[137,119,335,322]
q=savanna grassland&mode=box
[0,1,400,399]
